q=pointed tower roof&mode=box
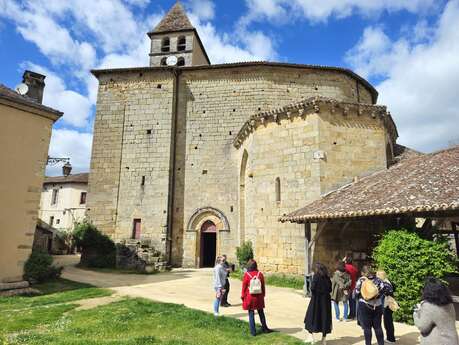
[152,2,194,34]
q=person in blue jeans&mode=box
[213,256,227,316]
[331,261,351,321]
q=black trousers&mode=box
[384,307,395,342]
[358,302,384,345]
[221,278,230,304]
[348,294,356,319]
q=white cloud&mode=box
[24,63,93,128]
[47,129,93,176]
[242,0,438,24]
[0,0,96,69]
[187,12,277,63]
[187,0,215,21]
[345,0,459,152]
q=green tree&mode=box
[235,241,254,268]
[74,221,116,268]
[373,229,457,323]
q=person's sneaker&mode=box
[339,318,343,322]
[213,313,219,317]
[385,340,396,344]
[262,328,274,334]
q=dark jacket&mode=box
[305,274,332,335]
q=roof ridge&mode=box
[152,2,194,34]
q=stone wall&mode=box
[88,64,386,273]
[0,103,54,283]
[87,71,175,254]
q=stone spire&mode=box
[152,1,194,33]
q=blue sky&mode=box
[1,0,458,175]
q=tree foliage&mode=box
[373,229,457,323]
[235,241,254,268]
[75,221,116,268]
[24,250,62,282]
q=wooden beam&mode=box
[309,222,327,249]
[452,222,459,258]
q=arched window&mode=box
[160,57,167,66]
[177,36,186,51]
[161,37,170,52]
[177,57,185,67]
[275,177,281,203]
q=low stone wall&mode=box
[116,240,168,273]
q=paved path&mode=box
[57,255,420,344]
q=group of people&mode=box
[213,254,459,344]
[305,254,459,345]
[213,255,273,336]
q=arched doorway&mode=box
[200,220,217,267]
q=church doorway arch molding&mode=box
[187,207,230,268]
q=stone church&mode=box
[87,2,398,274]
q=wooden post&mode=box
[453,222,459,258]
[304,223,312,297]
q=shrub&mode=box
[76,221,116,268]
[373,229,457,323]
[235,241,254,268]
[24,250,62,282]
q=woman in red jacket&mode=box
[241,259,273,336]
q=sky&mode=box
[1,0,458,175]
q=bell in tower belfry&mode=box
[147,1,210,67]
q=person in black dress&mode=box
[305,262,332,345]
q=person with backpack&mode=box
[354,265,393,345]
[213,256,227,316]
[241,259,273,336]
[304,262,332,345]
[331,261,351,321]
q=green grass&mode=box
[0,279,112,334]
[0,280,303,345]
[233,270,304,290]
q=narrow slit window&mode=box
[51,189,59,205]
[80,192,87,204]
[141,176,146,186]
[275,177,281,203]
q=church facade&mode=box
[87,3,398,274]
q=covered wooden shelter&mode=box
[280,145,459,275]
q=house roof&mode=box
[280,145,459,223]
[91,61,379,103]
[0,84,62,117]
[44,173,89,185]
[36,218,56,234]
[150,2,194,34]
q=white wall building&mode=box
[39,173,88,231]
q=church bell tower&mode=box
[147,2,210,67]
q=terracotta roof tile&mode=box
[280,146,459,223]
[44,173,89,185]
[152,2,194,33]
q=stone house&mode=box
[39,169,88,232]
[0,71,62,285]
[87,2,399,273]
